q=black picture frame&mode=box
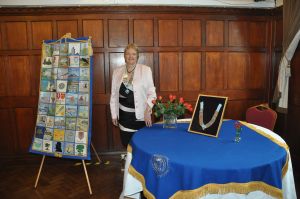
[188,94,228,137]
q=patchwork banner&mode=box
[29,35,93,160]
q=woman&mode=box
[110,43,157,147]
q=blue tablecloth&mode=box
[128,120,288,199]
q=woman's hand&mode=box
[112,118,118,126]
[144,106,152,127]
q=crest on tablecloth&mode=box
[151,154,169,177]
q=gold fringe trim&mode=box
[171,182,283,199]
[127,144,132,153]
[128,165,156,199]
[240,121,289,178]
[129,164,283,199]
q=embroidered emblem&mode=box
[151,154,169,177]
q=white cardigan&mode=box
[110,64,157,120]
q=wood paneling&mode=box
[57,20,78,38]
[205,52,225,89]
[92,105,109,150]
[0,25,3,49]
[139,52,154,71]
[6,22,28,49]
[93,53,105,94]
[15,108,35,152]
[7,56,31,96]
[30,55,41,96]
[182,52,201,91]
[182,20,201,47]
[249,21,266,47]
[159,20,178,46]
[134,20,153,46]
[227,52,247,89]
[0,109,16,153]
[109,53,124,85]
[275,19,283,48]
[83,20,103,47]
[31,21,52,49]
[159,52,179,91]
[0,6,279,154]
[108,20,128,47]
[228,21,248,47]
[206,20,224,47]
[248,53,266,89]
[0,56,6,96]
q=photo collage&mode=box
[31,40,91,159]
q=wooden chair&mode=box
[245,104,277,131]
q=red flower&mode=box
[169,94,173,101]
[179,97,184,104]
[158,96,163,100]
[234,121,242,130]
[152,99,156,105]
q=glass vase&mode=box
[163,114,177,128]
[234,129,242,143]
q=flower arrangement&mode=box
[152,94,193,118]
[234,121,242,132]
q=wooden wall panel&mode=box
[15,108,35,152]
[158,20,178,46]
[0,25,3,49]
[30,55,41,96]
[108,20,128,47]
[7,56,31,96]
[182,20,201,47]
[0,109,16,153]
[225,100,248,120]
[57,20,78,38]
[228,21,248,47]
[248,53,266,89]
[109,53,124,85]
[206,20,224,47]
[92,105,109,150]
[139,52,154,71]
[249,21,266,47]
[0,56,6,96]
[31,21,52,49]
[83,20,103,48]
[205,52,225,89]
[227,52,247,89]
[159,52,179,91]
[93,53,105,94]
[134,20,153,47]
[5,22,28,49]
[182,52,201,91]
[275,19,283,48]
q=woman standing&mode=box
[110,43,157,147]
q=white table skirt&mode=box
[120,123,297,199]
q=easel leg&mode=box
[91,142,102,164]
[34,155,46,188]
[82,160,92,195]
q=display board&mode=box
[30,35,93,160]
[188,94,227,137]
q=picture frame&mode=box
[188,94,228,137]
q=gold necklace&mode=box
[198,102,222,130]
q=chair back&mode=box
[246,104,277,131]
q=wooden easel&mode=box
[34,143,102,195]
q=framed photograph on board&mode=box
[188,94,228,137]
